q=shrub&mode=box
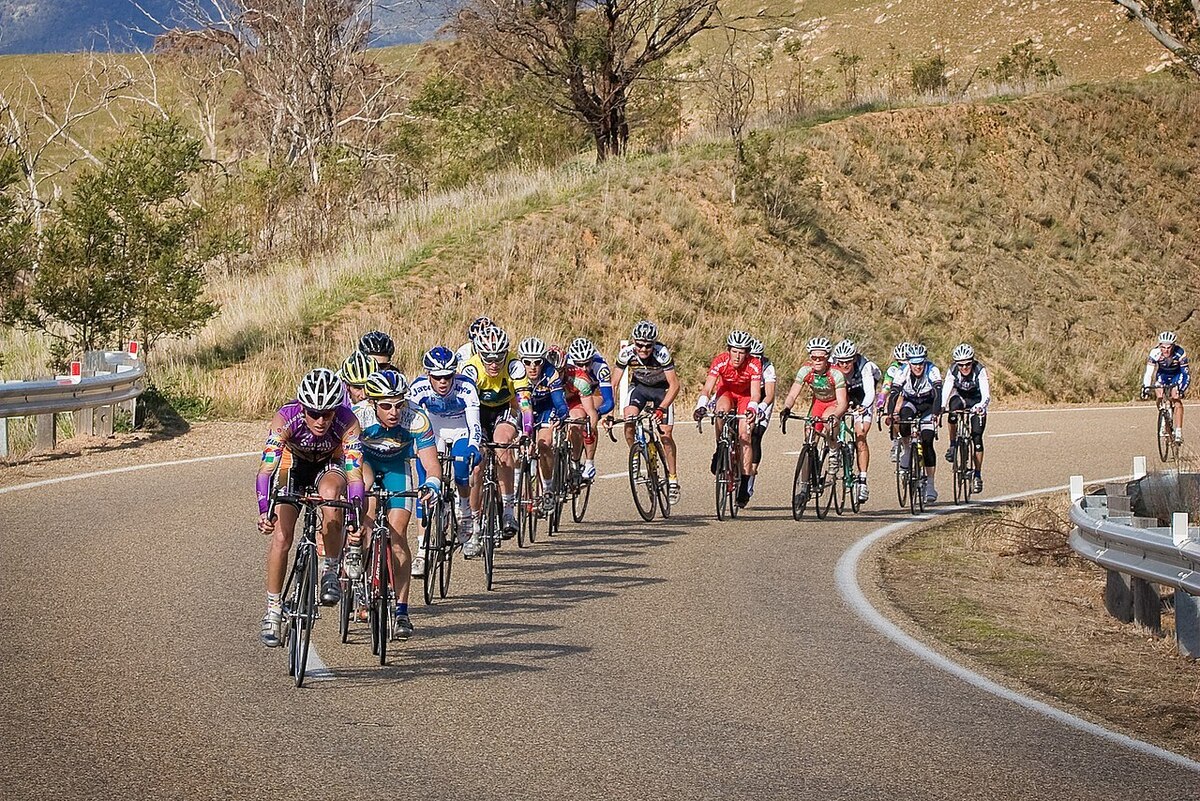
[911,55,949,95]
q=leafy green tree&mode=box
[17,117,219,358]
[994,40,1061,84]
[0,150,34,330]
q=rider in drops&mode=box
[886,343,943,504]
[610,320,682,501]
[255,368,364,647]
[408,346,484,556]
[358,370,443,640]
[831,338,879,504]
[562,337,615,481]
[1142,331,1189,444]
[695,330,762,508]
[941,342,991,493]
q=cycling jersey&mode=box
[941,361,991,411]
[563,355,615,415]
[708,352,762,397]
[758,356,777,427]
[879,360,906,397]
[256,400,364,514]
[454,341,475,367]
[794,363,846,402]
[361,405,437,511]
[527,360,570,421]
[350,399,377,430]
[835,355,879,408]
[888,362,943,416]
[459,355,532,409]
[616,342,675,389]
[408,375,483,447]
[1143,344,1191,392]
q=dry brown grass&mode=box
[882,494,1200,760]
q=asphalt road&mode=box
[1,404,1196,800]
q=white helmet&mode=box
[832,339,857,359]
[726,330,753,350]
[908,343,928,362]
[297,368,344,411]
[952,342,975,363]
[750,338,765,357]
[567,337,597,364]
[807,336,832,355]
[631,320,658,342]
[1158,331,1177,345]
[364,369,409,399]
[892,342,911,362]
[518,337,548,360]
[476,326,510,359]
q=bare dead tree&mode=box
[702,28,756,163]
[1112,0,1200,76]
[453,1,774,162]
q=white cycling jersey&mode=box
[454,341,475,368]
[758,358,777,429]
[408,375,483,449]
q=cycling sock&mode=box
[542,479,552,493]
[457,495,471,517]
[859,472,869,481]
[321,556,339,574]
[502,493,516,511]
[266,592,282,615]
[395,602,408,617]
[746,476,756,493]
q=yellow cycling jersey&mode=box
[459,355,531,409]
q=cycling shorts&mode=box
[270,450,344,509]
[628,385,674,424]
[424,420,474,486]
[809,398,840,432]
[480,405,517,437]
[1155,372,1189,394]
[716,389,754,416]
[364,456,416,512]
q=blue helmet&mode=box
[423,346,457,377]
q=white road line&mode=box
[0,451,259,496]
[991,403,1200,415]
[835,478,1200,774]
[598,471,629,480]
[305,642,334,682]
[988,431,1053,439]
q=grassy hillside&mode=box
[148,77,1199,418]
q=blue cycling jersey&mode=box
[528,360,570,419]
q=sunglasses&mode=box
[834,359,854,366]
[481,354,506,364]
[429,373,454,381]
[522,359,542,367]
[303,407,335,420]
[374,401,403,411]
[633,341,654,349]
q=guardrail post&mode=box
[1132,456,1147,480]
[1104,571,1135,623]
[0,415,8,458]
[1175,592,1200,660]
[35,413,56,451]
[1132,577,1162,635]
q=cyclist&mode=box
[780,336,849,445]
[340,349,377,428]
[1142,331,1189,443]
[562,337,614,481]
[359,330,398,372]
[255,368,364,647]
[746,337,776,501]
[459,325,533,550]
[832,338,879,503]
[408,346,484,557]
[886,343,943,504]
[878,342,911,463]
[610,320,682,502]
[695,330,762,507]
[456,316,494,366]
[942,343,991,494]
[520,336,570,508]
[358,370,443,640]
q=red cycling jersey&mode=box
[708,352,763,398]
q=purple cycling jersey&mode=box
[274,400,359,461]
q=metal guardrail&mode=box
[0,350,146,456]
[1069,466,1200,659]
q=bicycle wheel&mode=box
[831,446,846,516]
[845,445,861,514]
[728,445,742,519]
[792,447,811,520]
[653,444,672,519]
[912,445,926,514]
[375,545,392,666]
[292,548,315,688]
[423,513,441,605]
[516,462,534,548]
[822,449,838,518]
[549,450,566,534]
[338,571,352,643]
[1158,407,1172,463]
[963,441,975,503]
[629,443,657,522]
[572,470,592,522]
[896,459,908,509]
[482,489,497,591]
[814,446,831,521]
[714,442,729,521]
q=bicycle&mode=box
[1154,394,1182,463]
[515,437,541,547]
[477,440,523,591]
[834,413,861,515]
[272,490,355,688]
[895,422,930,515]
[946,409,980,504]
[421,450,465,605]
[547,417,594,532]
[699,411,748,521]
[608,411,671,522]
[781,413,837,520]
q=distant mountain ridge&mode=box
[0,1,438,54]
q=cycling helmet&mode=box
[1158,331,1177,345]
[339,350,375,387]
[568,337,597,364]
[908,343,929,363]
[468,316,493,341]
[365,369,409,399]
[358,330,395,358]
[892,342,911,362]
[475,326,510,358]
[832,339,857,360]
[726,330,754,350]
[750,338,765,357]
[631,320,658,342]
[807,336,832,354]
[951,342,976,363]
[423,346,457,377]
[297,368,344,411]
[518,337,548,360]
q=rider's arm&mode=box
[341,421,366,507]
[416,443,443,491]
[833,384,849,419]
[256,412,288,515]
[592,361,615,416]
[763,378,776,408]
[1181,350,1191,393]
[748,377,762,415]
[782,380,803,413]
[463,381,483,449]
[859,366,875,409]
[609,364,626,411]
[1142,351,1158,389]
[977,367,992,411]
[662,366,680,409]
[940,373,954,410]
[695,373,718,410]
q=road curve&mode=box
[1,405,1195,800]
